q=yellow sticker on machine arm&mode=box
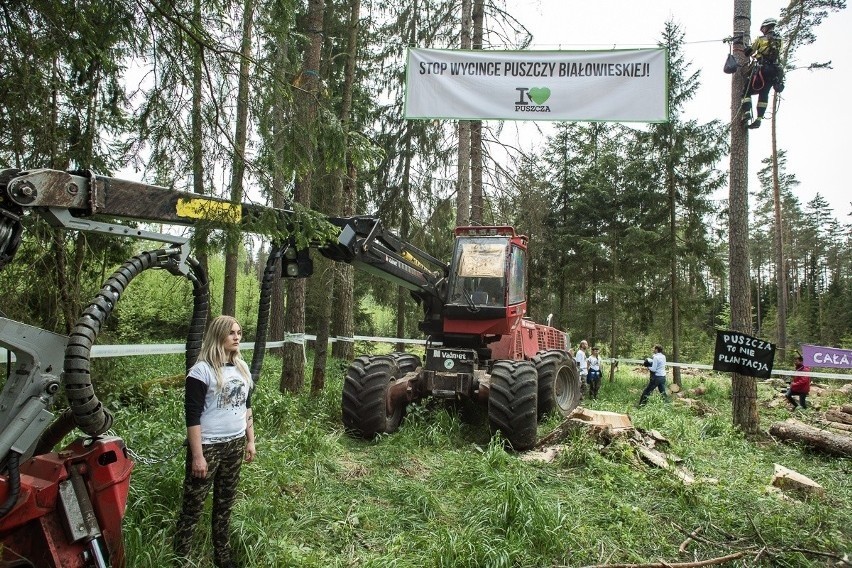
[176,198,242,224]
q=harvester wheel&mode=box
[342,355,405,439]
[534,349,581,418]
[488,360,538,451]
[388,351,422,375]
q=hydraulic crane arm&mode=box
[0,168,449,301]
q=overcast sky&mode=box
[503,0,852,221]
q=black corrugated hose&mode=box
[35,252,207,454]
[182,256,209,372]
[60,249,208,438]
[0,451,20,517]
[250,243,284,384]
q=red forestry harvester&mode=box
[0,169,580,567]
[327,224,582,450]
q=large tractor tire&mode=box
[341,355,409,439]
[388,351,422,375]
[488,360,538,451]
[534,349,582,418]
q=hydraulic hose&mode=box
[0,451,21,518]
[0,169,24,272]
[63,251,162,436]
[33,408,76,456]
[249,243,284,384]
[63,249,198,437]
[183,256,209,372]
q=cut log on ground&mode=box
[842,404,852,415]
[820,419,852,433]
[770,463,824,497]
[769,418,852,457]
[825,410,852,426]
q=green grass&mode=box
[109,354,851,567]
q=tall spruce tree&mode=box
[642,21,727,386]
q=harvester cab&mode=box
[444,226,526,344]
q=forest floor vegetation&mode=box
[100,350,852,567]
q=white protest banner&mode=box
[404,48,668,122]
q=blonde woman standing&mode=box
[174,316,256,568]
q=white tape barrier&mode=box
[0,334,427,360]
[614,358,852,381]
[2,342,849,381]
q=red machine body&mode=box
[341,225,580,451]
[0,437,133,567]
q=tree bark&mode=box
[770,93,787,354]
[729,0,759,435]
[269,38,290,348]
[668,148,681,387]
[825,410,852,425]
[281,0,324,393]
[469,0,484,225]
[223,0,255,317]
[769,419,852,457]
[456,0,471,226]
[331,0,360,363]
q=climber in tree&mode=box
[736,17,784,129]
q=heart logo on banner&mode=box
[528,87,551,105]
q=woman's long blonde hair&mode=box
[198,315,252,391]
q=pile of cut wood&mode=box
[769,404,852,457]
[527,408,716,485]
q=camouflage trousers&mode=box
[173,436,245,567]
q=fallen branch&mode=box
[789,547,842,560]
[573,550,747,568]
[678,526,704,554]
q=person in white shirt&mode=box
[575,340,588,393]
[174,316,256,568]
[639,344,668,406]
[587,346,603,399]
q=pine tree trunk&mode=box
[769,419,852,457]
[456,0,471,226]
[223,0,255,317]
[311,257,332,395]
[394,127,414,352]
[729,0,759,435]
[669,159,682,387]
[770,92,787,354]
[331,0,360,363]
[469,0,484,225]
[281,0,324,393]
